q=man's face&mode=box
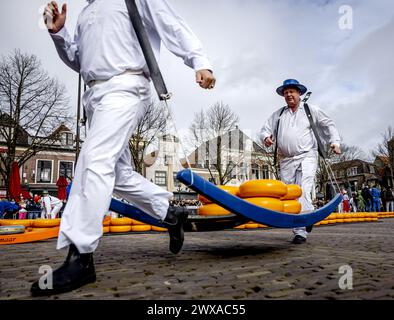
[283,87,301,108]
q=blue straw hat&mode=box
[276,79,307,96]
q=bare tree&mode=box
[316,143,365,198]
[0,50,70,197]
[372,125,394,187]
[189,102,240,185]
[128,102,168,175]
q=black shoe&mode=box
[162,206,189,254]
[292,235,307,244]
[30,244,96,296]
[306,225,313,233]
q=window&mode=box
[37,160,52,183]
[369,166,375,174]
[347,166,358,176]
[155,171,167,186]
[262,165,269,179]
[164,155,173,165]
[59,161,74,180]
[61,132,74,146]
[173,172,180,186]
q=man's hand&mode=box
[331,144,341,155]
[196,70,215,89]
[264,135,274,147]
[44,1,67,34]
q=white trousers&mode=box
[280,153,318,239]
[57,73,173,253]
[41,205,61,219]
[50,202,63,219]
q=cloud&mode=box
[1,0,393,159]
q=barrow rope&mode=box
[163,100,194,187]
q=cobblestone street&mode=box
[1,219,393,300]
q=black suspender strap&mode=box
[273,107,286,167]
[124,0,171,100]
[304,103,327,159]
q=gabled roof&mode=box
[47,123,73,140]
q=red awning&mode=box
[9,162,22,201]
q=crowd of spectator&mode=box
[336,184,394,213]
[0,192,66,220]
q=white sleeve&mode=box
[141,0,212,71]
[44,197,52,214]
[259,112,277,144]
[49,27,81,73]
[314,107,341,147]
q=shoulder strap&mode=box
[124,0,170,100]
[273,107,286,167]
[304,103,327,159]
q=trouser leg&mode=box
[113,146,173,221]
[280,158,307,239]
[294,156,317,238]
[51,203,63,219]
[57,74,151,254]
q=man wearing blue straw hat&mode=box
[260,79,341,244]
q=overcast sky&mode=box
[1,0,393,159]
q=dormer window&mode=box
[61,132,74,146]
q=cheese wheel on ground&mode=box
[245,223,259,229]
[103,216,111,226]
[243,197,284,212]
[32,219,61,228]
[152,226,168,232]
[281,184,302,200]
[234,224,246,229]
[131,219,145,225]
[0,219,32,227]
[198,204,231,216]
[0,225,25,235]
[109,225,132,233]
[110,217,132,226]
[198,185,239,204]
[132,225,151,232]
[102,226,110,234]
[238,180,287,198]
[282,200,302,214]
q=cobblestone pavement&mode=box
[1,219,393,300]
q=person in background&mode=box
[342,190,350,213]
[356,190,365,212]
[385,187,394,212]
[370,185,381,212]
[381,187,387,212]
[41,190,63,219]
[18,195,28,219]
[260,79,341,244]
[349,192,357,212]
[361,184,372,212]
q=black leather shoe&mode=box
[162,206,189,254]
[306,225,313,233]
[30,244,96,296]
[292,235,307,244]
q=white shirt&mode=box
[260,104,341,158]
[50,0,212,84]
[42,195,62,214]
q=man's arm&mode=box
[141,0,215,89]
[314,107,341,154]
[44,2,80,72]
[43,197,51,215]
[259,112,277,147]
